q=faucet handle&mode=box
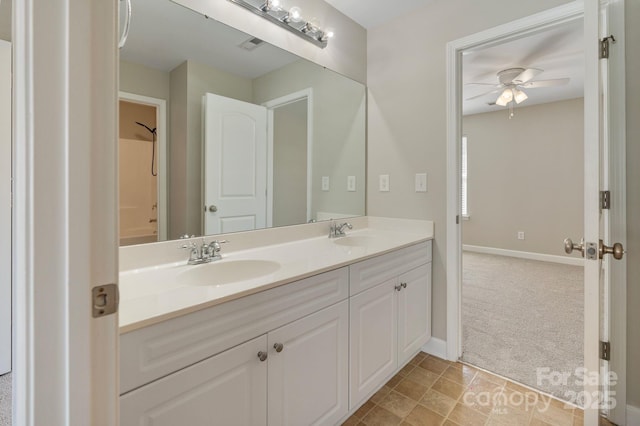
[179,241,196,250]
[206,239,229,257]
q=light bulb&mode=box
[513,88,528,104]
[271,0,280,7]
[288,6,302,22]
[324,28,335,39]
[495,88,513,106]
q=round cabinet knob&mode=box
[273,343,284,353]
[208,205,218,213]
[257,351,268,362]
[401,283,407,289]
[395,285,403,292]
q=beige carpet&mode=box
[461,251,583,402]
[0,373,9,426]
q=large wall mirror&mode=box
[118,0,366,246]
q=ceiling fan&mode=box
[466,67,570,106]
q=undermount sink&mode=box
[332,235,379,247]
[177,259,281,287]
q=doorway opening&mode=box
[459,18,585,401]
[446,2,627,423]
[263,88,313,226]
[118,93,167,245]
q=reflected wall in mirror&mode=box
[118,0,366,245]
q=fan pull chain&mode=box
[509,102,514,119]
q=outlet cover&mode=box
[379,174,390,192]
[415,173,427,192]
[322,176,330,191]
[347,176,356,192]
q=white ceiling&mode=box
[324,0,434,29]
[120,0,299,78]
[462,19,584,115]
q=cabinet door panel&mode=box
[121,335,267,426]
[268,301,349,426]
[397,263,432,365]
[349,280,397,409]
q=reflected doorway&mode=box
[118,93,167,245]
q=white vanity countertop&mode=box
[118,217,434,333]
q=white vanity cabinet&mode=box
[348,242,432,409]
[119,237,433,425]
[119,268,350,426]
[120,335,268,426]
[268,300,349,426]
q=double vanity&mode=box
[118,217,434,425]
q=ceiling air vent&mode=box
[239,37,265,51]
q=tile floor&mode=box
[341,353,615,426]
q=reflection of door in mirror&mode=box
[203,93,267,235]
[119,100,159,245]
[271,98,308,228]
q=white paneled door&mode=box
[0,40,11,376]
[203,93,268,235]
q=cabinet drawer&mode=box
[349,241,431,296]
[120,267,349,394]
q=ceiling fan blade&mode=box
[520,78,570,88]
[465,88,502,101]
[464,82,502,87]
[513,68,543,84]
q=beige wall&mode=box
[462,98,584,257]
[366,0,572,340]
[253,60,366,220]
[169,62,188,239]
[120,60,171,101]
[625,0,640,409]
[173,0,366,84]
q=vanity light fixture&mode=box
[228,0,332,48]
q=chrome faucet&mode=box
[180,238,228,265]
[329,221,352,238]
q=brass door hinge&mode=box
[600,341,610,361]
[600,190,611,210]
[600,35,616,59]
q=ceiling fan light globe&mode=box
[496,88,513,106]
[513,88,528,104]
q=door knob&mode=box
[564,238,585,257]
[599,239,624,260]
[208,205,218,213]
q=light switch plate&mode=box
[415,173,427,192]
[379,174,390,192]
[322,176,330,191]
[347,176,356,192]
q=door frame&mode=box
[119,91,168,241]
[12,0,119,424]
[445,1,626,423]
[0,39,11,377]
[263,88,314,226]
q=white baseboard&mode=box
[463,245,584,266]
[627,404,640,425]
[422,337,447,360]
